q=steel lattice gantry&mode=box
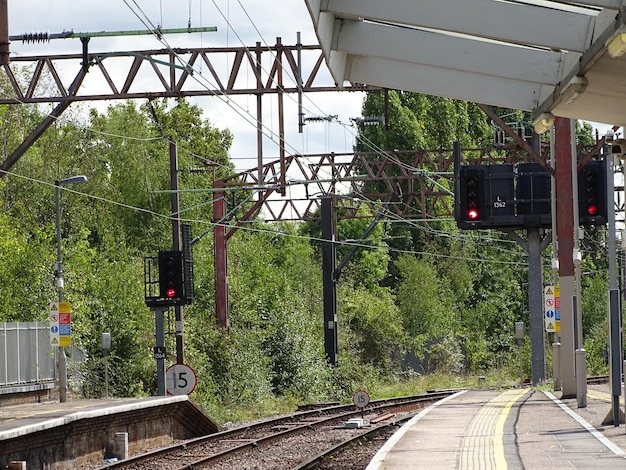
[305,0,626,127]
[215,146,542,224]
[0,43,370,105]
[0,41,376,174]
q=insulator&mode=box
[351,116,383,126]
[304,114,337,123]
[22,31,50,44]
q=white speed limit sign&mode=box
[352,390,370,408]
[166,363,197,395]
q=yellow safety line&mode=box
[493,388,529,469]
[587,390,613,403]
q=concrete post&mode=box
[527,229,545,384]
[575,348,587,408]
[552,342,561,391]
[113,432,129,460]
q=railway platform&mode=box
[366,384,626,469]
[0,395,218,469]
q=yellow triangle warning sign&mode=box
[545,287,553,295]
[546,322,555,332]
[50,303,58,311]
[51,337,59,344]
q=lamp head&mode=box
[57,175,88,186]
[532,113,555,135]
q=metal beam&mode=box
[0,43,376,105]
[0,67,88,175]
[0,0,8,66]
[555,117,577,398]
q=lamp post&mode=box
[55,175,87,403]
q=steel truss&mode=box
[217,145,546,230]
[0,42,372,105]
[0,40,376,175]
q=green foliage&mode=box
[356,90,492,152]
[396,254,454,343]
[583,322,609,376]
[581,273,608,337]
[187,222,332,410]
[342,285,406,369]
[0,81,613,425]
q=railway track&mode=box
[96,391,455,470]
[586,375,609,385]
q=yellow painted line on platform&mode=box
[459,388,528,469]
[587,389,613,403]
[493,388,529,469]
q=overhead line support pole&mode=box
[169,141,184,363]
[277,37,286,196]
[213,182,229,329]
[555,117,577,398]
[321,196,338,366]
[0,0,8,66]
[256,42,263,202]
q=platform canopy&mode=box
[304,0,626,127]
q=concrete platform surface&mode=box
[0,395,219,469]
[367,384,626,469]
[0,396,189,439]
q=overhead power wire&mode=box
[124,0,400,185]
[0,164,527,265]
[214,0,410,174]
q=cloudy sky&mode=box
[7,0,366,171]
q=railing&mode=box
[0,322,56,386]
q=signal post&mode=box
[454,129,608,389]
[144,237,194,396]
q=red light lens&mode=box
[587,205,598,216]
[166,288,177,298]
[467,209,479,220]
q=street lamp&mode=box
[55,174,87,403]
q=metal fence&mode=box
[0,322,56,386]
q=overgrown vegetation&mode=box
[0,89,611,424]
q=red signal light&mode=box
[166,288,177,298]
[587,204,598,216]
[467,208,479,220]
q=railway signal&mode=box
[458,166,486,228]
[578,160,607,226]
[158,251,183,300]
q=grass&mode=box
[199,369,521,426]
[370,370,519,399]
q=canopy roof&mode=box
[305,0,626,126]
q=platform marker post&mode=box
[515,321,525,386]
